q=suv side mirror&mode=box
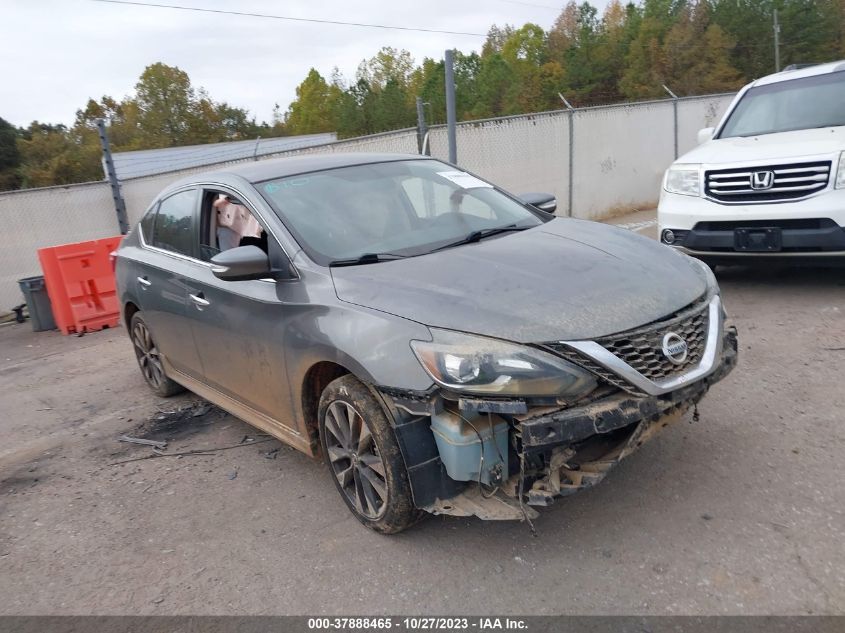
[211,245,276,281]
[519,192,557,214]
[697,127,715,144]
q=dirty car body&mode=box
[115,153,737,532]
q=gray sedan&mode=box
[115,153,737,533]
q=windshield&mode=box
[719,71,845,138]
[257,159,545,265]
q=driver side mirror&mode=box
[211,245,280,281]
[519,192,557,214]
[697,127,715,144]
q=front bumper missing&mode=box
[519,327,737,450]
[517,327,737,505]
[387,327,737,521]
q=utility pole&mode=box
[773,8,781,72]
[415,96,429,155]
[558,93,575,218]
[444,49,458,164]
[662,84,679,160]
[96,118,129,235]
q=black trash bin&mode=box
[17,276,57,332]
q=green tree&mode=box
[472,53,516,118]
[780,0,841,67]
[357,47,415,91]
[285,69,334,134]
[17,122,101,188]
[0,117,21,191]
[372,78,414,132]
[134,63,197,146]
[662,2,743,94]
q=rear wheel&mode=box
[318,375,420,534]
[129,312,184,397]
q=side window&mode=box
[139,205,157,244]
[151,189,198,257]
[200,190,269,262]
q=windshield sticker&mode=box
[437,170,493,189]
[264,178,311,195]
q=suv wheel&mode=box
[318,375,420,534]
[129,312,185,397]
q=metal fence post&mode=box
[662,85,679,159]
[415,96,429,155]
[95,118,129,235]
[559,93,575,217]
[444,49,458,164]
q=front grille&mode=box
[543,299,710,393]
[705,161,831,203]
[693,218,834,231]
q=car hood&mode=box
[681,126,845,165]
[330,218,708,343]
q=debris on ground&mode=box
[118,435,167,449]
[129,400,227,443]
[107,439,272,466]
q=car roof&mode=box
[751,59,845,87]
[192,152,433,185]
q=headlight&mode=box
[411,329,597,398]
[836,151,845,189]
[664,164,701,197]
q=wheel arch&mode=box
[124,301,140,329]
[301,361,351,450]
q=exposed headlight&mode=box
[664,164,701,197]
[836,151,845,189]
[411,329,597,398]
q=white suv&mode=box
[658,60,845,265]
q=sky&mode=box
[0,0,608,128]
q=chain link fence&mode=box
[0,93,733,311]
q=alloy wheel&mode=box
[132,321,163,389]
[323,401,388,519]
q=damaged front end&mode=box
[375,294,738,523]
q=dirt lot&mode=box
[1,215,844,615]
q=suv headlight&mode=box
[836,151,845,189]
[411,329,597,398]
[664,164,701,197]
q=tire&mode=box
[129,312,185,398]
[318,375,421,534]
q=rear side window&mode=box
[151,189,198,257]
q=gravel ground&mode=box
[0,213,843,615]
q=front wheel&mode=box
[318,375,420,534]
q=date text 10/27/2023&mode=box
[307,617,529,631]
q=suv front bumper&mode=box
[658,188,845,260]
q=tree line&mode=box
[1,0,843,191]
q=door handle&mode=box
[189,293,210,307]
[137,276,151,287]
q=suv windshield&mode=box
[257,159,544,265]
[719,70,845,138]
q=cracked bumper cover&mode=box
[519,326,738,452]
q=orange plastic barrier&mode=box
[37,236,123,335]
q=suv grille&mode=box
[705,161,831,203]
[543,299,710,394]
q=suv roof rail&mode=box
[782,63,820,71]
